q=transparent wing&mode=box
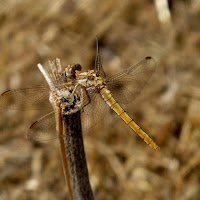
[106,57,156,104]
[0,85,51,110]
[27,111,57,143]
[95,37,106,78]
[81,87,110,132]
[27,89,110,143]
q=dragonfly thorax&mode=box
[76,70,106,88]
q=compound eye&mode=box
[74,64,82,71]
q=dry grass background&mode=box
[0,0,200,199]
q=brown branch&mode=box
[62,110,94,200]
[56,110,74,200]
[38,60,94,199]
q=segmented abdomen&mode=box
[100,87,160,151]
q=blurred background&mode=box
[0,0,200,199]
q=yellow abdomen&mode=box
[100,87,160,151]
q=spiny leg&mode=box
[71,83,80,97]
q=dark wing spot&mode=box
[1,90,11,96]
[30,121,38,129]
[146,56,152,60]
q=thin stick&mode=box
[63,111,94,200]
[37,63,54,90]
[56,109,74,200]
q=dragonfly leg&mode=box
[64,82,73,87]
[71,84,80,97]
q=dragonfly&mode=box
[0,40,160,151]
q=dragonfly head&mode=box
[65,64,82,79]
